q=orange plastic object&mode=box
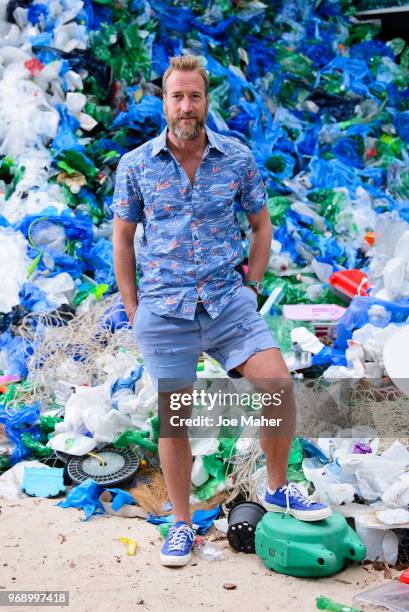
[329,269,369,301]
[364,231,375,246]
[399,569,409,584]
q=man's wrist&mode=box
[244,280,262,295]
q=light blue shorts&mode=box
[133,285,279,391]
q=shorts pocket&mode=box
[243,285,258,305]
[133,304,143,335]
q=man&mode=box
[112,55,331,567]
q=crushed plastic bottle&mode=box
[193,536,225,561]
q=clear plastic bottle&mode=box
[193,539,225,561]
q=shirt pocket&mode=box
[203,169,240,218]
[145,164,186,223]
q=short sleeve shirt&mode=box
[111,125,267,320]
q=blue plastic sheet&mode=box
[147,505,221,534]
[335,296,409,351]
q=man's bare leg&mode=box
[158,387,193,525]
[234,348,296,490]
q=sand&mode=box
[0,496,393,612]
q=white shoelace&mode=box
[168,524,195,552]
[279,482,314,513]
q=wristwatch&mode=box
[244,280,262,295]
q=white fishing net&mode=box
[19,294,141,407]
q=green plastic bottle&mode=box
[316,596,363,612]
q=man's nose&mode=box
[180,97,193,113]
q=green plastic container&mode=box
[255,511,366,577]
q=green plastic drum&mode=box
[255,511,366,577]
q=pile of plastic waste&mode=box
[1,0,409,544]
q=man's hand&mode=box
[246,206,272,284]
[113,213,139,322]
[126,303,138,326]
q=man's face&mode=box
[163,70,209,140]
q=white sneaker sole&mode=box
[160,551,192,567]
[263,501,333,522]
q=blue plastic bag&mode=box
[58,479,106,521]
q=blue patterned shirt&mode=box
[112,125,267,320]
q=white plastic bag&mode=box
[355,518,398,565]
[0,227,30,313]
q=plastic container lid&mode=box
[329,270,369,300]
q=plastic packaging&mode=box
[354,518,399,565]
[354,581,409,612]
[194,537,224,561]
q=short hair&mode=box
[162,55,209,97]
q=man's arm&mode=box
[237,148,271,285]
[246,206,272,283]
[113,213,138,323]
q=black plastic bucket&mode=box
[227,501,267,553]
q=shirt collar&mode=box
[151,125,226,157]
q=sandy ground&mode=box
[0,497,396,612]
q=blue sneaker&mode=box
[160,521,195,566]
[264,482,332,521]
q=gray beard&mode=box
[169,117,205,140]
